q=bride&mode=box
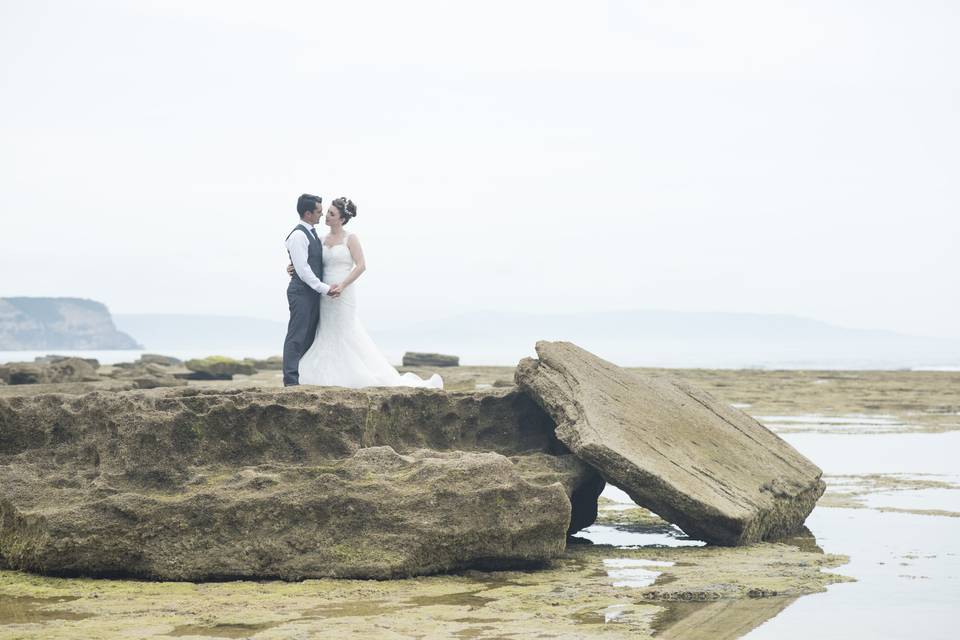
[291,197,442,389]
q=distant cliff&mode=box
[0,297,141,350]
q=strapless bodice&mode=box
[322,237,354,276]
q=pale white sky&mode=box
[1,0,958,337]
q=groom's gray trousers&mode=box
[282,280,320,386]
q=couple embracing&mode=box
[281,193,442,390]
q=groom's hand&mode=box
[286,263,295,277]
[328,284,342,297]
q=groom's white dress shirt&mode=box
[286,221,330,295]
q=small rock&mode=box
[0,363,46,385]
[47,357,101,382]
[108,363,187,389]
[0,358,99,385]
[34,355,100,368]
[243,355,283,370]
[138,354,183,366]
[402,352,460,367]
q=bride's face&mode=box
[324,206,342,227]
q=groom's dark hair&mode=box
[297,194,322,218]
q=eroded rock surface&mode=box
[0,386,602,579]
[516,341,825,545]
[0,447,570,580]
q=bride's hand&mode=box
[286,263,294,277]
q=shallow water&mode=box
[0,597,89,625]
[759,414,907,433]
[603,558,675,588]
[783,431,960,475]
[735,429,960,639]
[581,524,705,548]
[168,622,276,638]
[587,421,960,639]
[740,507,960,639]
[863,488,960,513]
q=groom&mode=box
[282,193,339,386]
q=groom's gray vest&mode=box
[286,225,323,293]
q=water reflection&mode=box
[406,590,497,610]
[0,596,90,625]
[168,622,277,638]
[738,506,960,640]
[584,484,838,639]
[652,596,800,640]
[603,558,675,587]
[579,523,705,548]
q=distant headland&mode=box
[0,297,141,350]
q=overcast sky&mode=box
[2,0,957,338]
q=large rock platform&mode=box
[0,386,602,579]
[516,341,825,545]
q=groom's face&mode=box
[303,203,322,225]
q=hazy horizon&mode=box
[3,1,958,339]
[4,305,959,369]
[105,307,960,369]
[108,306,960,342]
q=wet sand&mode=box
[2,366,958,638]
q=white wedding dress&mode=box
[298,232,443,389]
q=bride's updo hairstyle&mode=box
[332,197,358,225]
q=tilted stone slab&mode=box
[515,341,825,545]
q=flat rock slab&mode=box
[515,341,825,545]
[0,386,602,579]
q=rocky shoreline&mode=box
[0,342,824,582]
[3,355,958,638]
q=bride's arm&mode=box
[338,235,367,289]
